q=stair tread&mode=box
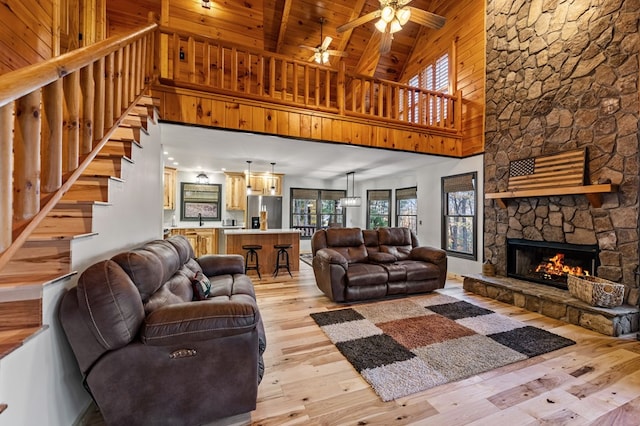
[28,232,98,242]
[0,272,76,289]
[95,154,134,163]
[0,325,47,359]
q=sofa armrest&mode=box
[197,254,245,276]
[410,246,447,264]
[316,248,348,267]
[140,295,258,346]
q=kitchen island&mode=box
[225,229,301,278]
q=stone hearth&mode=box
[463,274,639,337]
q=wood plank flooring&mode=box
[83,262,640,425]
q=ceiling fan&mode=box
[300,18,348,65]
[336,0,446,54]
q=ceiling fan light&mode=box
[321,51,330,64]
[314,51,322,63]
[381,6,395,23]
[374,19,388,33]
[390,18,403,34]
[397,7,411,26]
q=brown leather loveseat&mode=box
[59,235,266,425]
[311,227,447,302]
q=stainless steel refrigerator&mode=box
[247,195,283,229]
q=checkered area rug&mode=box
[311,293,575,401]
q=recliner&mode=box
[59,235,266,425]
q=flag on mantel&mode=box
[507,149,586,191]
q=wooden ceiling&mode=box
[107,0,446,82]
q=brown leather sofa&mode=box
[311,227,447,302]
[59,235,266,425]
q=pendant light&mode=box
[270,162,276,195]
[339,171,361,207]
[196,172,209,184]
[246,160,252,195]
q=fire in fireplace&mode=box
[507,239,599,289]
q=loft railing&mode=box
[158,27,462,132]
[0,23,157,264]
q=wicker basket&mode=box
[567,275,624,308]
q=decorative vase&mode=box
[260,210,268,231]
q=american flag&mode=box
[507,149,586,191]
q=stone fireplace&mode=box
[482,0,640,306]
[507,238,599,289]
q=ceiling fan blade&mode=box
[398,0,413,5]
[308,54,317,62]
[407,7,446,29]
[379,30,392,54]
[327,50,349,58]
[321,36,333,50]
[299,45,318,51]
[337,10,382,33]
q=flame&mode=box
[535,253,589,277]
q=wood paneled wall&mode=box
[0,0,54,74]
[152,86,463,157]
[402,0,485,156]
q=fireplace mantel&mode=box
[485,183,618,209]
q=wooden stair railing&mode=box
[0,23,158,270]
[157,26,462,135]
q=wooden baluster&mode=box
[133,39,141,97]
[337,62,345,115]
[314,68,320,107]
[203,41,211,86]
[403,88,409,123]
[63,71,80,171]
[80,63,94,155]
[418,91,424,125]
[105,52,114,129]
[14,91,41,220]
[218,46,224,89]
[245,52,251,94]
[387,84,393,119]
[129,41,137,102]
[188,36,196,84]
[325,70,330,109]
[257,55,264,96]
[369,81,374,115]
[122,44,130,109]
[377,83,384,117]
[114,48,123,120]
[0,103,14,251]
[269,57,276,98]
[231,47,238,92]
[292,63,298,104]
[138,38,146,90]
[281,60,287,101]
[42,80,63,193]
[360,79,366,114]
[304,65,309,105]
[93,57,105,141]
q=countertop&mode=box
[224,229,302,235]
[166,225,245,230]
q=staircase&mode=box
[0,24,158,420]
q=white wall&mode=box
[0,116,164,426]
[357,154,484,277]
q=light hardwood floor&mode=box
[85,262,640,425]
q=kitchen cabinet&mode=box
[248,173,283,196]
[169,228,218,257]
[163,167,177,210]
[225,172,247,211]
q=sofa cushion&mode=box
[143,265,194,314]
[398,260,442,281]
[362,229,380,253]
[380,263,407,282]
[209,273,257,299]
[192,271,212,300]
[112,242,180,302]
[346,263,388,286]
[166,235,195,263]
[325,228,368,263]
[378,227,413,260]
[76,260,145,350]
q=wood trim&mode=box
[485,184,618,209]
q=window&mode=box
[442,172,477,260]
[402,52,449,125]
[291,188,345,238]
[367,190,391,229]
[396,187,417,233]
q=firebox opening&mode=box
[507,239,599,290]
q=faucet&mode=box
[199,213,203,226]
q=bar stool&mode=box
[273,243,292,278]
[242,244,262,279]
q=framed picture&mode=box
[180,182,221,221]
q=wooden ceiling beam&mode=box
[335,0,368,54]
[275,0,293,53]
[355,31,381,77]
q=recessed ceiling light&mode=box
[168,157,174,160]
[173,162,179,165]
[163,151,169,155]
